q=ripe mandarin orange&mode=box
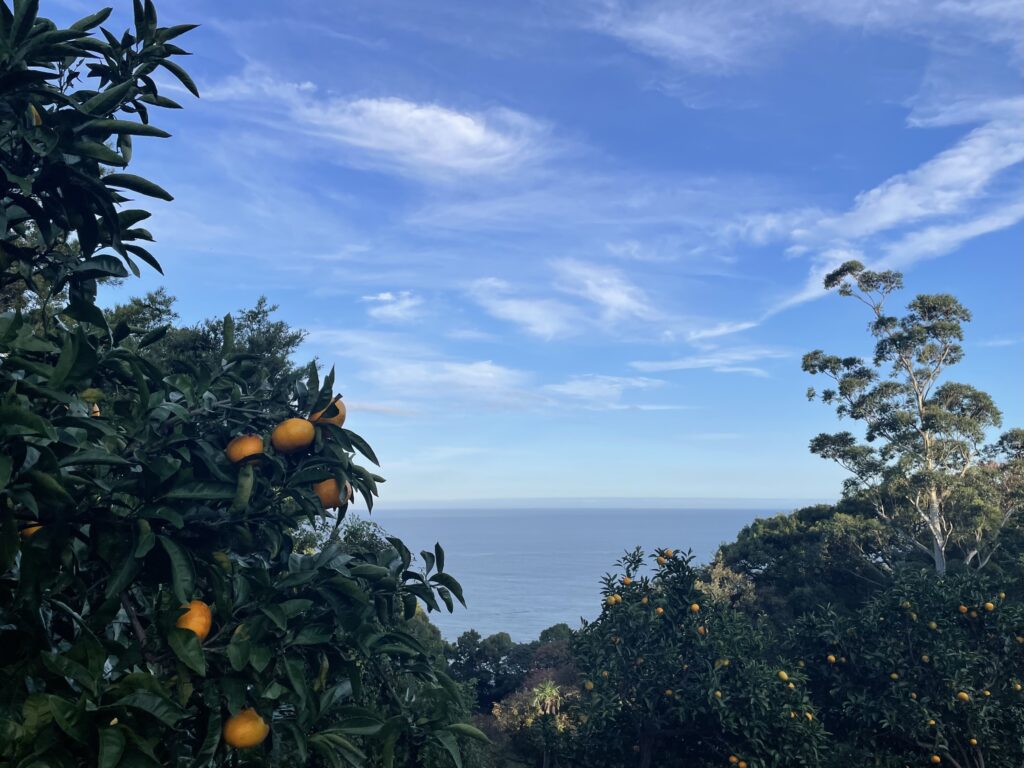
[176,600,212,642]
[223,708,269,748]
[271,418,315,454]
[311,395,346,427]
[225,435,264,464]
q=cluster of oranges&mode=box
[224,394,352,511]
[173,600,267,747]
[175,396,348,750]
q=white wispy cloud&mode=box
[880,200,1024,268]
[202,66,550,180]
[590,1,772,71]
[826,120,1024,240]
[589,0,1024,72]
[307,329,535,407]
[979,336,1023,348]
[544,374,679,409]
[687,320,760,342]
[362,291,425,321]
[630,346,789,376]
[730,106,1024,318]
[552,258,658,321]
[468,277,582,339]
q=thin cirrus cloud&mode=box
[543,374,682,410]
[468,277,582,340]
[630,346,789,377]
[588,0,1023,72]
[362,291,425,322]
[201,66,550,180]
[552,258,658,322]
[469,259,664,340]
[308,329,676,411]
[720,102,1024,321]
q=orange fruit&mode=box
[623,576,632,586]
[984,602,995,612]
[956,691,970,702]
[655,607,664,616]
[689,603,700,614]
[910,692,917,700]
[601,671,609,679]
[176,600,212,642]
[312,478,351,510]
[728,756,738,765]
[738,762,747,768]
[827,654,836,665]
[225,435,264,464]
[921,655,930,663]
[664,688,673,697]
[890,673,899,681]
[664,548,674,557]
[787,682,795,690]
[968,738,978,747]
[927,621,937,630]
[584,681,594,691]
[310,395,346,427]
[90,403,101,417]
[697,626,707,636]
[641,596,649,605]
[958,605,968,614]
[657,556,667,566]
[20,523,43,538]
[930,756,941,765]
[223,708,269,748]
[713,690,722,699]
[271,418,315,454]
[777,671,789,682]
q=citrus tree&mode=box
[790,572,1024,767]
[571,549,826,768]
[0,2,484,766]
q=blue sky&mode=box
[59,0,1023,504]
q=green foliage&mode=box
[570,549,826,768]
[106,291,308,379]
[789,571,1024,766]
[0,4,480,766]
[717,501,899,625]
[0,0,191,330]
[804,260,1018,575]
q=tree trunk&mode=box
[542,747,550,768]
[928,488,947,576]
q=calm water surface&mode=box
[368,508,774,641]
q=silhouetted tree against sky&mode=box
[804,260,1018,575]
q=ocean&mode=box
[367,507,778,642]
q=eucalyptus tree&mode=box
[803,260,1017,575]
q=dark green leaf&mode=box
[98,727,126,768]
[112,691,186,726]
[159,59,199,97]
[103,173,173,201]
[159,536,195,605]
[168,628,206,675]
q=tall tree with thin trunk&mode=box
[803,260,1015,576]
